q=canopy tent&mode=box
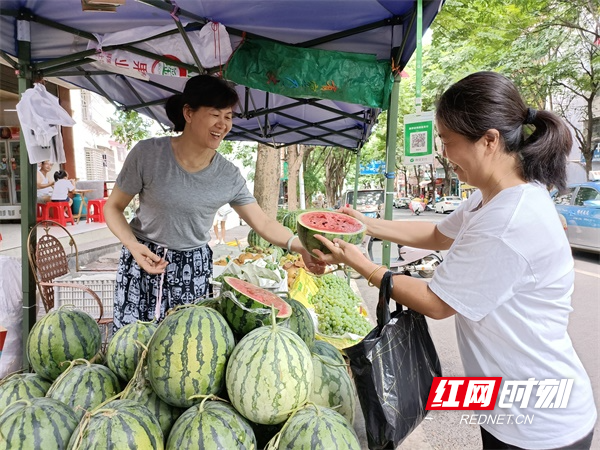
[0,0,443,150]
[0,0,444,354]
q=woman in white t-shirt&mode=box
[51,170,75,206]
[313,72,596,449]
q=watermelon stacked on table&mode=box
[0,274,362,448]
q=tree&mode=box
[110,110,154,150]
[253,143,281,219]
[284,144,306,210]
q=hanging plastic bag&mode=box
[345,271,442,449]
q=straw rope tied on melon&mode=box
[297,211,366,255]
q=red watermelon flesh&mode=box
[297,211,366,255]
[222,277,291,318]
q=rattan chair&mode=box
[27,220,114,346]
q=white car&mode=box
[434,196,462,214]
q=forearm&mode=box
[104,203,138,249]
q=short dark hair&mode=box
[165,75,239,132]
[435,71,571,192]
[54,170,68,181]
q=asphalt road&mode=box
[354,207,600,449]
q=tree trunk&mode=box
[324,148,354,208]
[285,144,305,211]
[253,143,281,220]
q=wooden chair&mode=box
[27,220,114,348]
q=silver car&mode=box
[434,196,462,214]
[552,181,600,254]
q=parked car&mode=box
[434,196,462,214]
[343,189,384,218]
[393,197,411,208]
[551,181,600,253]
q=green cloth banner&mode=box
[224,38,393,109]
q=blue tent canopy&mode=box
[0,0,443,150]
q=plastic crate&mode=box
[54,272,116,319]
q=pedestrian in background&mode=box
[36,160,54,204]
[212,204,232,244]
[314,71,596,449]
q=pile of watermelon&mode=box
[0,279,362,448]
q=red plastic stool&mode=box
[36,203,48,222]
[86,199,106,223]
[45,201,75,226]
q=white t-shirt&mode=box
[51,179,74,201]
[37,171,52,197]
[429,183,596,448]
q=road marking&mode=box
[575,269,600,278]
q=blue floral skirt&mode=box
[113,239,213,332]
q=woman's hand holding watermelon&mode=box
[312,235,370,271]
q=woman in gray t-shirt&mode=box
[104,75,323,331]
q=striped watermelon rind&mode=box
[26,307,101,381]
[309,354,356,425]
[275,403,361,449]
[147,306,235,408]
[280,297,316,350]
[166,397,256,449]
[68,399,164,450]
[106,320,158,382]
[0,373,51,415]
[297,211,366,255]
[0,398,79,450]
[46,359,121,421]
[312,340,346,365]
[226,321,313,425]
[247,229,271,248]
[220,291,278,336]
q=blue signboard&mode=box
[360,160,385,175]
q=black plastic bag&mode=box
[345,271,442,449]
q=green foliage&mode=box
[110,110,154,150]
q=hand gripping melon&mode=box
[221,277,292,335]
[297,211,366,255]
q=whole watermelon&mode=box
[0,373,51,415]
[310,353,356,424]
[122,351,183,439]
[312,340,346,365]
[280,297,316,350]
[282,210,301,234]
[166,398,256,449]
[67,399,163,450]
[0,398,78,450]
[275,404,361,449]
[297,211,366,255]
[247,229,271,248]
[226,319,313,425]
[27,307,101,381]
[46,359,121,421]
[147,306,235,408]
[106,320,158,382]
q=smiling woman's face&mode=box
[184,105,233,150]
[436,120,488,187]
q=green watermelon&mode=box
[166,397,256,449]
[312,340,346,365]
[106,320,158,383]
[247,229,271,248]
[0,373,51,415]
[274,404,361,449]
[147,306,235,408]
[226,317,313,425]
[220,277,292,335]
[282,210,301,233]
[309,354,356,424]
[27,307,101,381]
[280,297,316,350]
[67,399,163,450]
[46,359,121,421]
[0,398,78,450]
[297,211,366,255]
[122,349,183,439]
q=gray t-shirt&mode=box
[117,137,255,250]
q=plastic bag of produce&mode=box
[288,268,319,308]
[345,271,442,449]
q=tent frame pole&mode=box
[17,17,35,371]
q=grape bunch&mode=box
[312,274,372,336]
